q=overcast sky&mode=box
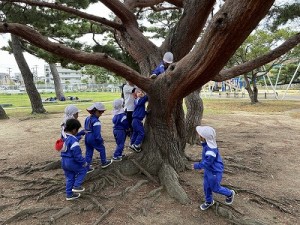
[0,3,111,76]
[0,0,295,76]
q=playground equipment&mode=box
[262,61,300,100]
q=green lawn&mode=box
[1,92,299,118]
[0,92,121,117]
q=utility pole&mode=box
[6,67,12,84]
[34,65,38,76]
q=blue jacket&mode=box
[60,134,86,165]
[194,142,224,173]
[113,113,129,130]
[133,95,148,120]
[84,114,104,144]
[151,62,167,76]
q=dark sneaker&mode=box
[129,144,141,153]
[225,190,235,205]
[66,193,81,201]
[87,167,95,174]
[150,74,157,79]
[200,200,215,210]
[101,159,113,169]
[72,186,85,193]
[113,156,123,161]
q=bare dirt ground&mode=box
[0,104,299,225]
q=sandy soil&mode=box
[0,107,299,225]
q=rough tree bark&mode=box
[49,63,65,100]
[244,73,258,104]
[185,89,203,145]
[0,105,9,119]
[11,34,46,114]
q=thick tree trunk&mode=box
[185,89,203,145]
[0,105,9,119]
[11,35,46,114]
[122,83,190,203]
[49,63,65,100]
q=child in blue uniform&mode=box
[84,102,112,172]
[193,126,235,210]
[61,105,85,141]
[130,89,148,152]
[61,119,87,201]
[150,52,173,79]
[112,98,129,161]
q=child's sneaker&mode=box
[72,186,85,193]
[113,156,123,161]
[87,167,95,174]
[150,74,157,79]
[66,193,81,201]
[225,190,235,205]
[101,159,113,168]
[200,200,215,210]
[129,144,141,153]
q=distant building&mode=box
[0,72,12,85]
[44,64,83,84]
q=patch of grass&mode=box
[203,99,300,114]
[2,92,300,118]
[1,92,120,118]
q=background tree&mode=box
[226,29,298,103]
[0,105,9,119]
[1,0,300,203]
[11,34,46,113]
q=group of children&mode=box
[59,51,235,210]
[59,88,149,201]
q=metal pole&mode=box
[275,64,282,89]
[282,61,300,100]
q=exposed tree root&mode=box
[144,186,163,199]
[84,195,106,212]
[38,186,65,201]
[49,207,72,223]
[226,163,262,173]
[114,169,132,181]
[226,186,297,215]
[92,207,114,225]
[1,207,48,225]
[158,163,190,204]
[0,203,13,212]
[131,159,159,184]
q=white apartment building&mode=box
[44,64,83,84]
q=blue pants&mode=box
[203,171,232,203]
[113,129,126,158]
[85,140,107,166]
[61,158,87,197]
[131,118,145,145]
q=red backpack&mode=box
[54,138,64,151]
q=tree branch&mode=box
[167,0,275,111]
[0,22,152,91]
[125,0,183,9]
[100,0,138,26]
[161,0,215,60]
[2,0,123,31]
[214,33,300,81]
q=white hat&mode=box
[63,105,80,123]
[113,98,124,115]
[87,102,106,111]
[196,126,217,149]
[163,52,173,64]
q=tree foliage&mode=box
[268,2,300,31]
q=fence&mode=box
[0,83,122,94]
